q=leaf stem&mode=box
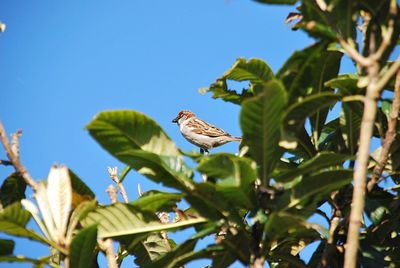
[367,70,400,191]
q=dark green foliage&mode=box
[0,173,26,208]
[70,225,98,268]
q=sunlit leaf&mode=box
[0,202,48,244]
[204,58,274,104]
[197,153,257,208]
[82,203,206,238]
[130,191,183,213]
[86,110,193,190]
[47,165,72,242]
[240,80,288,183]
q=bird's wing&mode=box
[188,118,230,137]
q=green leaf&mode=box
[277,42,342,136]
[70,225,98,268]
[141,230,220,268]
[130,191,183,213]
[286,169,353,210]
[212,230,251,266]
[275,152,351,182]
[82,203,206,238]
[264,212,326,241]
[197,153,257,208]
[240,80,288,183]
[0,239,14,256]
[223,58,274,84]
[283,92,342,133]
[204,58,274,105]
[185,183,245,225]
[340,103,361,154]
[86,110,193,190]
[299,1,357,40]
[0,202,48,244]
[131,233,172,266]
[0,173,26,208]
[325,74,362,95]
[69,169,95,198]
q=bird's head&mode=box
[172,110,195,124]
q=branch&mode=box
[370,0,397,62]
[107,167,129,203]
[338,37,372,67]
[367,70,400,192]
[98,239,118,268]
[100,185,119,268]
[0,159,12,166]
[106,185,118,204]
[0,121,38,191]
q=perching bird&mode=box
[172,110,241,154]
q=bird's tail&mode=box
[231,136,242,142]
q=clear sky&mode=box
[0,0,378,267]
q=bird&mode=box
[172,110,241,154]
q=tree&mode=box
[1,0,399,267]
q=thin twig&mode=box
[370,0,397,62]
[0,121,38,191]
[101,185,119,268]
[0,159,12,166]
[107,167,129,203]
[98,239,118,268]
[367,70,400,192]
[10,129,22,159]
[338,37,372,67]
[106,185,118,204]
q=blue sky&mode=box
[1,0,393,267]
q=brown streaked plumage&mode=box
[172,110,241,153]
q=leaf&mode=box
[69,169,95,204]
[340,103,361,154]
[66,200,97,242]
[141,233,218,268]
[264,212,325,241]
[286,169,353,210]
[86,110,193,190]
[275,152,352,182]
[130,191,183,213]
[240,80,288,183]
[283,93,342,133]
[185,183,244,225]
[223,58,274,84]
[35,183,57,242]
[0,202,48,244]
[70,225,98,268]
[197,153,257,208]
[0,173,26,208]
[131,233,172,266]
[0,239,14,256]
[47,165,72,240]
[82,203,206,238]
[204,58,274,105]
[325,74,362,95]
[212,230,251,266]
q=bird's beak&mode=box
[172,117,178,123]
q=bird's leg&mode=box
[200,148,208,182]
